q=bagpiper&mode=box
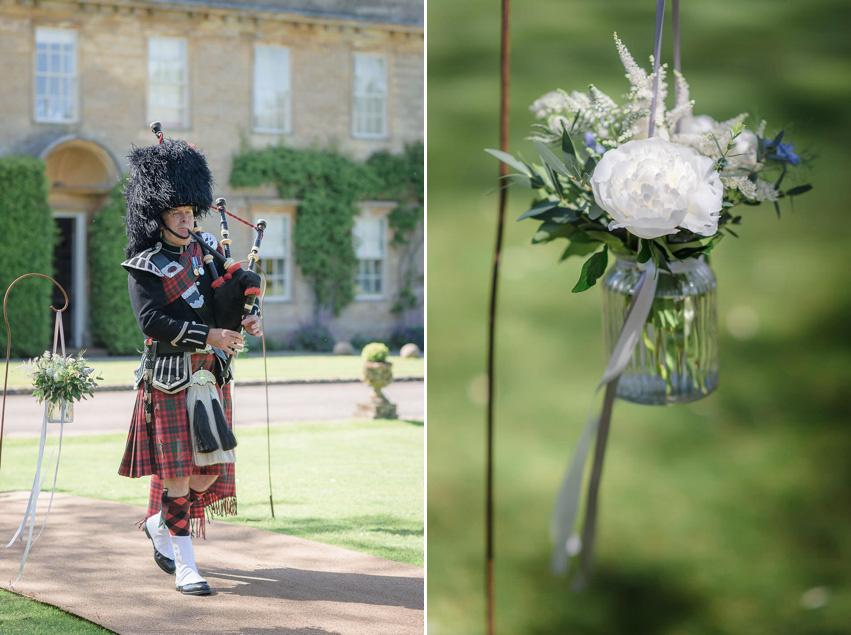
[117,132,262,595]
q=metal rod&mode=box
[486,0,511,632]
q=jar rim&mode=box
[613,255,706,274]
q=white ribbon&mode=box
[6,311,67,586]
[550,260,659,576]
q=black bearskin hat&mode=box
[123,138,213,257]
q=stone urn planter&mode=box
[356,343,397,419]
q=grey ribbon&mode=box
[6,311,67,586]
[647,0,666,138]
[550,261,659,577]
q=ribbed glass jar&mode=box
[601,257,718,405]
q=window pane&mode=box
[148,37,186,126]
[254,45,290,132]
[353,55,386,137]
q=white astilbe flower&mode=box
[614,32,649,98]
[666,70,695,131]
[755,179,779,201]
[672,69,691,110]
[721,176,757,199]
[530,90,573,119]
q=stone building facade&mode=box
[0,0,423,348]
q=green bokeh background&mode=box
[427,0,851,633]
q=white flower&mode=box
[730,130,758,167]
[755,179,779,202]
[547,115,572,136]
[590,138,723,239]
[630,116,671,141]
[676,114,716,135]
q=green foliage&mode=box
[230,142,423,317]
[351,333,388,351]
[287,323,335,352]
[389,326,424,350]
[361,342,389,363]
[89,180,142,354]
[22,351,102,404]
[0,157,55,358]
[571,246,608,293]
[387,204,424,249]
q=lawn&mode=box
[0,419,423,632]
[0,589,113,634]
[0,421,423,565]
[0,354,424,389]
[428,0,851,633]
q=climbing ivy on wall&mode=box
[230,142,423,319]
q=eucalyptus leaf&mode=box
[516,200,559,221]
[584,230,629,254]
[584,155,597,176]
[653,238,676,259]
[504,174,533,189]
[571,246,608,293]
[534,140,569,178]
[485,148,532,176]
[561,127,577,158]
[532,221,577,244]
[547,164,566,200]
[560,235,601,261]
[785,184,812,196]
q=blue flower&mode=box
[584,131,605,154]
[776,142,800,166]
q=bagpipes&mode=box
[150,122,265,342]
[149,122,269,466]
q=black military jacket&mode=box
[124,236,226,352]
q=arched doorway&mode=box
[40,137,120,348]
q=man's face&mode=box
[161,206,194,245]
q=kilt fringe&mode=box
[205,494,237,519]
[189,494,238,540]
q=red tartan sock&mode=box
[162,491,191,537]
[189,488,205,509]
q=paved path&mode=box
[1,381,424,438]
[0,492,423,634]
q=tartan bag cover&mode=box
[159,241,205,306]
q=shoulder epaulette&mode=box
[122,243,164,277]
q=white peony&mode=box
[590,138,724,239]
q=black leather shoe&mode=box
[177,581,211,596]
[144,523,176,574]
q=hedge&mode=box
[0,157,56,358]
[88,179,142,355]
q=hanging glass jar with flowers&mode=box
[488,35,811,405]
[22,351,102,423]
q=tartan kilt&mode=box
[118,352,235,483]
